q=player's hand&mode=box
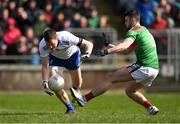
[81,52,90,59]
[42,80,54,96]
[102,33,110,47]
[95,49,108,57]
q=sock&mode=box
[143,100,152,109]
[84,92,94,102]
[65,102,75,110]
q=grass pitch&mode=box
[0,91,180,123]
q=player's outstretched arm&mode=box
[107,38,134,54]
[107,43,116,48]
[95,38,134,57]
[41,57,54,96]
[80,39,93,58]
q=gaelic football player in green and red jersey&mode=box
[70,10,159,115]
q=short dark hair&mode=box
[43,28,56,43]
[124,10,140,21]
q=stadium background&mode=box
[0,0,180,123]
[0,0,180,91]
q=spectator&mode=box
[71,12,81,27]
[23,26,37,51]
[52,0,65,15]
[3,17,22,46]
[150,11,167,29]
[63,19,72,29]
[0,8,9,25]
[79,0,93,18]
[43,0,53,24]
[0,8,9,56]
[2,17,22,62]
[7,0,17,18]
[23,26,40,64]
[15,6,31,31]
[136,0,159,27]
[80,16,89,28]
[88,8,99,28]
[24,0,41,25]
[50,11,64,31]
[63,0,75,19]
[98,16,109,28]
[171,0,180,27]
[156,0,175,28]
[0,0,108,64]
[34,12,48,37]
[0,8,9,37]
[0,42,7,55]
[16,36,28,55]
[24,26,35,43]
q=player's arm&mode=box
[107,38,134,54]
[107,43,116,48]
[40,56,54,96]
[96,38,134,56]
[65,31,93,58]
[78,39,93,58]
[41,56,49,81]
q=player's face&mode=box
[46,38,58,50]
[125,16,131,29]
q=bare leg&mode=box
[91,67,133,97]
[69,67,83,89]
[125,81,148,105]
[49,70,70,104]
[125,81,159,115]
[55,89,70,105]
[49,69,75,113]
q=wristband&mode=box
[42,80,48,83]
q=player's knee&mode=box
[125,88,134,97]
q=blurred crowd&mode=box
[0,0,180,64]
[114,0,180,28]
[0,0,109,64]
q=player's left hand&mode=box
[95,49,108,57]
[42,80,54,96]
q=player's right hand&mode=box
[42,80,54,96]
[94,49,109,57]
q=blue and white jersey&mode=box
[39,31,80,59]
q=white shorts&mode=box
[49,66,64,74]
[127,64,159,87]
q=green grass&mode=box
[0,91,180,123]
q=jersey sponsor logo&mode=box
[61,40,69,45]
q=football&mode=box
[48,75,64,92]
